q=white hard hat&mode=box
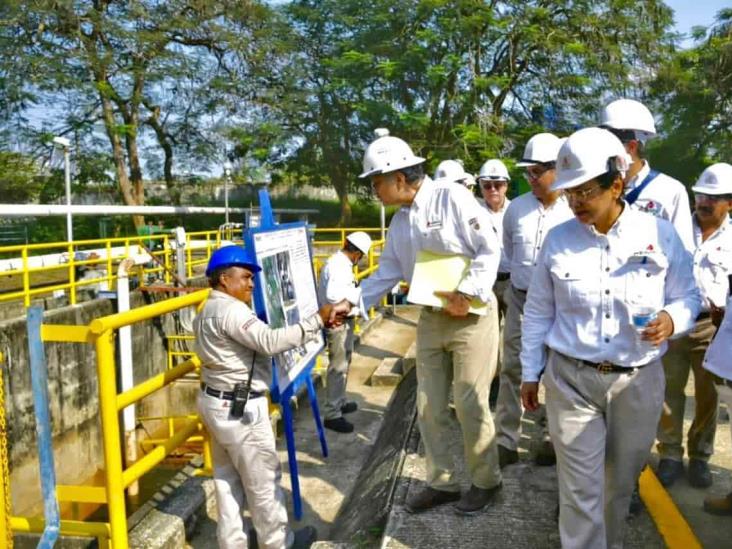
[461,173,476,188]
[434,159,474,187]
[346,231,372,254]
[691,163,732,195]
[359,128,425,179]
[477,159,510,181]
[599,99,657,140]
[552,127,631,191]
[516,133,563,167]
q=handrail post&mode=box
[95,330,129,549]
[106,241,113,291]
[22,247,30,307]
[68,243,76,306]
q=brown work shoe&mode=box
[454,483,502,514]
[703,493,732,516]
[405,486,460,513]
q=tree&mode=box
[0,1,275,227]
[649,9,732,184]
[258,0,675,224]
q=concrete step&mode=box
[370,341,416,386]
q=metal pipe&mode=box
[26,307,60,549]
[116,358,199,411]
[63,147,73,242]
[0,204,318,216]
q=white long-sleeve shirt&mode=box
[194,290,323,392]
[360,176,501,309]
[502,192,573,291]
[692,216,732,311]
[703,293,732,381]
[626,161,694,251]
[480,197,511,274]
[317,250,361,305]
[521,205,700,382]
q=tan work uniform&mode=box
[360,176,502,491]
[194,290,323,549]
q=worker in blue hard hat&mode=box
[195,245,349,549]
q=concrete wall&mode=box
[0,289,199,515]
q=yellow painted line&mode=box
[639,466,702,549]
[41,324,91,343]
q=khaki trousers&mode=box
[657,317,718,461]
[545,350,664,549]
[324,320,354,420]
[492,278,511,376]
[198,392,293,549]
[495,285,550,449]
[416,306,501,491]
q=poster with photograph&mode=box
[252,226,323,391]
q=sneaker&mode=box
[656,459,684,487]
[406,486,461,513]
[454,483,502,514]
[703,492,732,516]
[534,440,556,466]
[688,459,713,488]
[324,417,354,433]
[292,525,317,549]
[498,445,518,468]
[341,401,358,415]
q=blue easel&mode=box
[243,190,328,520]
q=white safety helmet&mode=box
[552,127,631,191]
[599,98,657,140]
[691,163,732,195]
[345,231,372,255]
[515,133,563,167]
[359,128,425,179]
[434,159,475,187]
[477,159,510,181]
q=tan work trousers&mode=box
[495,285,550,450]
[492,278,510,376]
[416,306,501,491]
[324,320,354,420]
[545,350,664,549]
[198,392,293,549]
[657,317,718,461]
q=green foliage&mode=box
[649,10,732,184]
[0,151,43,202]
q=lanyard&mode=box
[625,169,659,205]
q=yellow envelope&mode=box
[406,250,488,315]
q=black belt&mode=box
[697,312,711,321]
[200,382,264,400]
[496,272,510,282]
[712,374,732,389]
[556,350,646,375]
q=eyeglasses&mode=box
[564,183,604,202]
[694,192,729,202]
[526,165,553,181]
[480,180,507,190]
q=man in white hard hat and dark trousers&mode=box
[599,98,694,250]
[656,163,732,488]
[520,128,699,549]
[477,159,512,405]
[358,129,503,514]
[317,231,373,433]
[495,133,573,468]
[195,246,349,549]
[434,158,477,190]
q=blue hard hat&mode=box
[205,245,261,276]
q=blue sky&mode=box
[665,0,729,47]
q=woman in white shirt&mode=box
[519,128,700,549]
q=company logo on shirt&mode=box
[468,217,480,231]
[637,199,664,218]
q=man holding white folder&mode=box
[358,128,503,514]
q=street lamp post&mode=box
[223,161,232,226]
[52,136,73,242]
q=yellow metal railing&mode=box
[8,290,213,548]
[0,227,385,307]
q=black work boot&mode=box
[340,401,358,414]
[324,416,354,433]
[454,483,502,514]
[534,439,556,466]
[498,445,518,468]
[656,458,684,487]
[405,486,461,513]
[688,459,713,488]
[292,525,317,548]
